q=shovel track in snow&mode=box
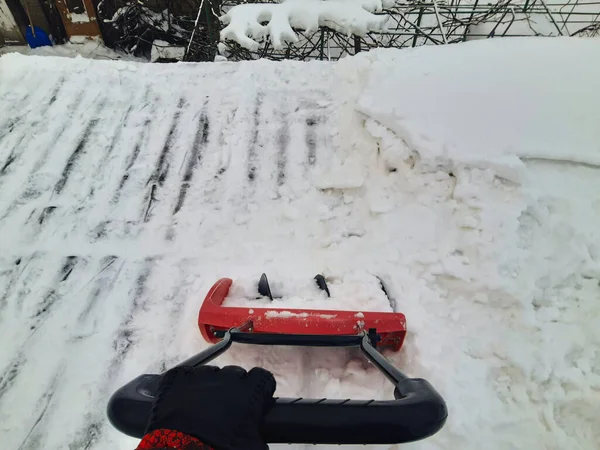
[68,259,164,450]
[47,77,65,107]
[0,266,17,313]
[173,110,210,215]
[0,151,16,175]
[77,256,121,323]
[0,255,81,398]
[0,256,29,313]
[276,111,290,186]
[31,256,80,331]
[214,107,237,177]
[10,254,49,313]
[31,89,87,175]
[142,98,186,222]
[305,116,318,165]
[112,88,154,203]
[53,117,100,194]
[0,76,66,181]
[113,118,151,202]
[54,98,107,195]
[0,86,332,236]
[85,103,135,201]
[150,98,186,187]
[0,90,30,133]
[15,370,62,450]
[0,93,29,143]
[0,256,80,400]
[0,72,49,144]
[37,206,57,226]
[104,105,133,161]
[0,89,88,222]
[0,61,341,449]
[68,419,103,450]
[0,355,23,404]
[247,94,263,182]
[0,117,18,142]
[111,260,154,363]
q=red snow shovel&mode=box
[199,276,407,351]
[107,274,447,445]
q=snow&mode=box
[0,37,600,450]
[0,38,141,61]
[220,0,388,50]
[264,310,309,318]
[355,38,600,183]
[150,39,186,62]
[70,12,91,23]
[225,272,394,312]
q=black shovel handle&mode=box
[107,331,447,445]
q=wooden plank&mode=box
[53,0,100,37]
[0,0,25,44]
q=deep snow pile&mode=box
[356,38,600,178]
[328,38,600,450]
[0,38,599,450]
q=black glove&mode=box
[146,365,276,450]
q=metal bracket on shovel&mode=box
[107,328,447,445]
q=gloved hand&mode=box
[146,365,276,450]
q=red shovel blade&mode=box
[198,278,406,351]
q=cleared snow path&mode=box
[1,38,600,450]
[0,56,341,449]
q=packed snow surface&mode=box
[0,38,599,450]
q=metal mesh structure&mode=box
[96,0,600,61]
[219,0,600,61]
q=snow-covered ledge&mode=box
[220,0,394,50]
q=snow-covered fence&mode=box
[96,0,600,61]
[219,0,600,61]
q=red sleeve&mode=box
[136,429,213,450]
